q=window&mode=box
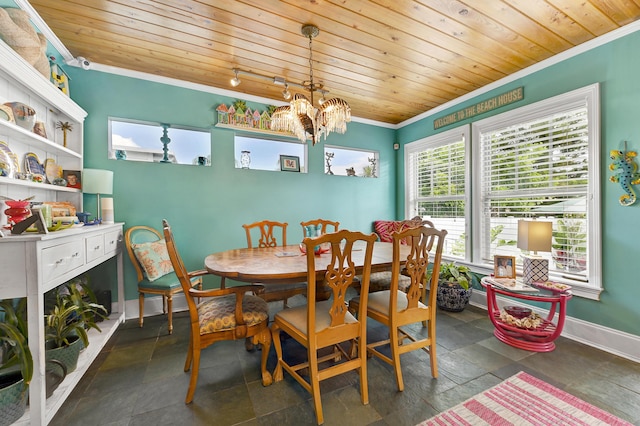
[472,84,600,296]
[405,125,470,258]
[109,118,211,165]
[234,135,306,172]
[405,84,601,299]
[324,145,379,177]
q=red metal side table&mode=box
[481,277,572,352]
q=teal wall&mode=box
[64,24,640,338]
[66,71,397,300]
[396,30,640,337]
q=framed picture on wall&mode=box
[494,255,516,278]
[280,155,300,172]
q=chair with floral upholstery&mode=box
[125,225,202,334]
[162,219,272,404]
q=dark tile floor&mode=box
[51,295,640,426]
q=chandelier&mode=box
[230,24,350,145]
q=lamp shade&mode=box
[82,169,113,194]
[517,220,552,252]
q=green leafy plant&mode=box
[0,299,32,384]
[428,261,474,290]
[552,219,587,272]
[45,284,107,349]
[232,99,247,111]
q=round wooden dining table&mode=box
[204,241,408,284]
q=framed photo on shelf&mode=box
[63,170,81,189]
[280,155,300,172]
[494,255,516,278]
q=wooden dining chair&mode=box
[162,219,272,404]
[367,218,435,296]
[300,218,340,237]
[125,225,202,334]
[349,225,447,392]
[242,220,307,308]
[271,229,377,425]
[300,219,340,301]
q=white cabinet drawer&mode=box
[104,229,122,256]
[85,234,104,263]
[42,240,85,282]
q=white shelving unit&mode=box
[0,39,125,425]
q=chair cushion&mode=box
[275,300,357,335]
[364,290,427,316]
[373,217,426,244]
[368,271,412,293]
[131,239,173,282]
[198,294,268,334]
[137,272,200,291]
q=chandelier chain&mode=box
[308,32,314,106]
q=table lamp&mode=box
[517,219,552,284]
[82,168,113,222]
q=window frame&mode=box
[471,84,601,299]
[233,134,307,173]
[108,117,211,165]
[404,124,471,260]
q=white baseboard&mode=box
[124,290,639,363]
[124,293,189,322]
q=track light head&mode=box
[282,83,291,100]
[230,69,241,87]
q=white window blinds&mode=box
[405,125,470,259]
[473,84,600,290]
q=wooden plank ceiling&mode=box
[28,0,640,125]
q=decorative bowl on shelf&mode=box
[3,102,36,131]
[504,306,532,319]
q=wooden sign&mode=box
[434,87,524,129]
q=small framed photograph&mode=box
[63,170,81,189]
[494,255,516,278]
[280,155,300,172]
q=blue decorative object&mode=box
[436,283,472,312]
[609,143,640,206]
[160,124,171,163]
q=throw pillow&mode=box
[131,239,174,282]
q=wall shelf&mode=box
[214,123,304,142]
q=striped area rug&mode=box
[418,371,632,426]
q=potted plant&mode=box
[431,262,475,312]
[44,284,107,373]
[0,299,32,425]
